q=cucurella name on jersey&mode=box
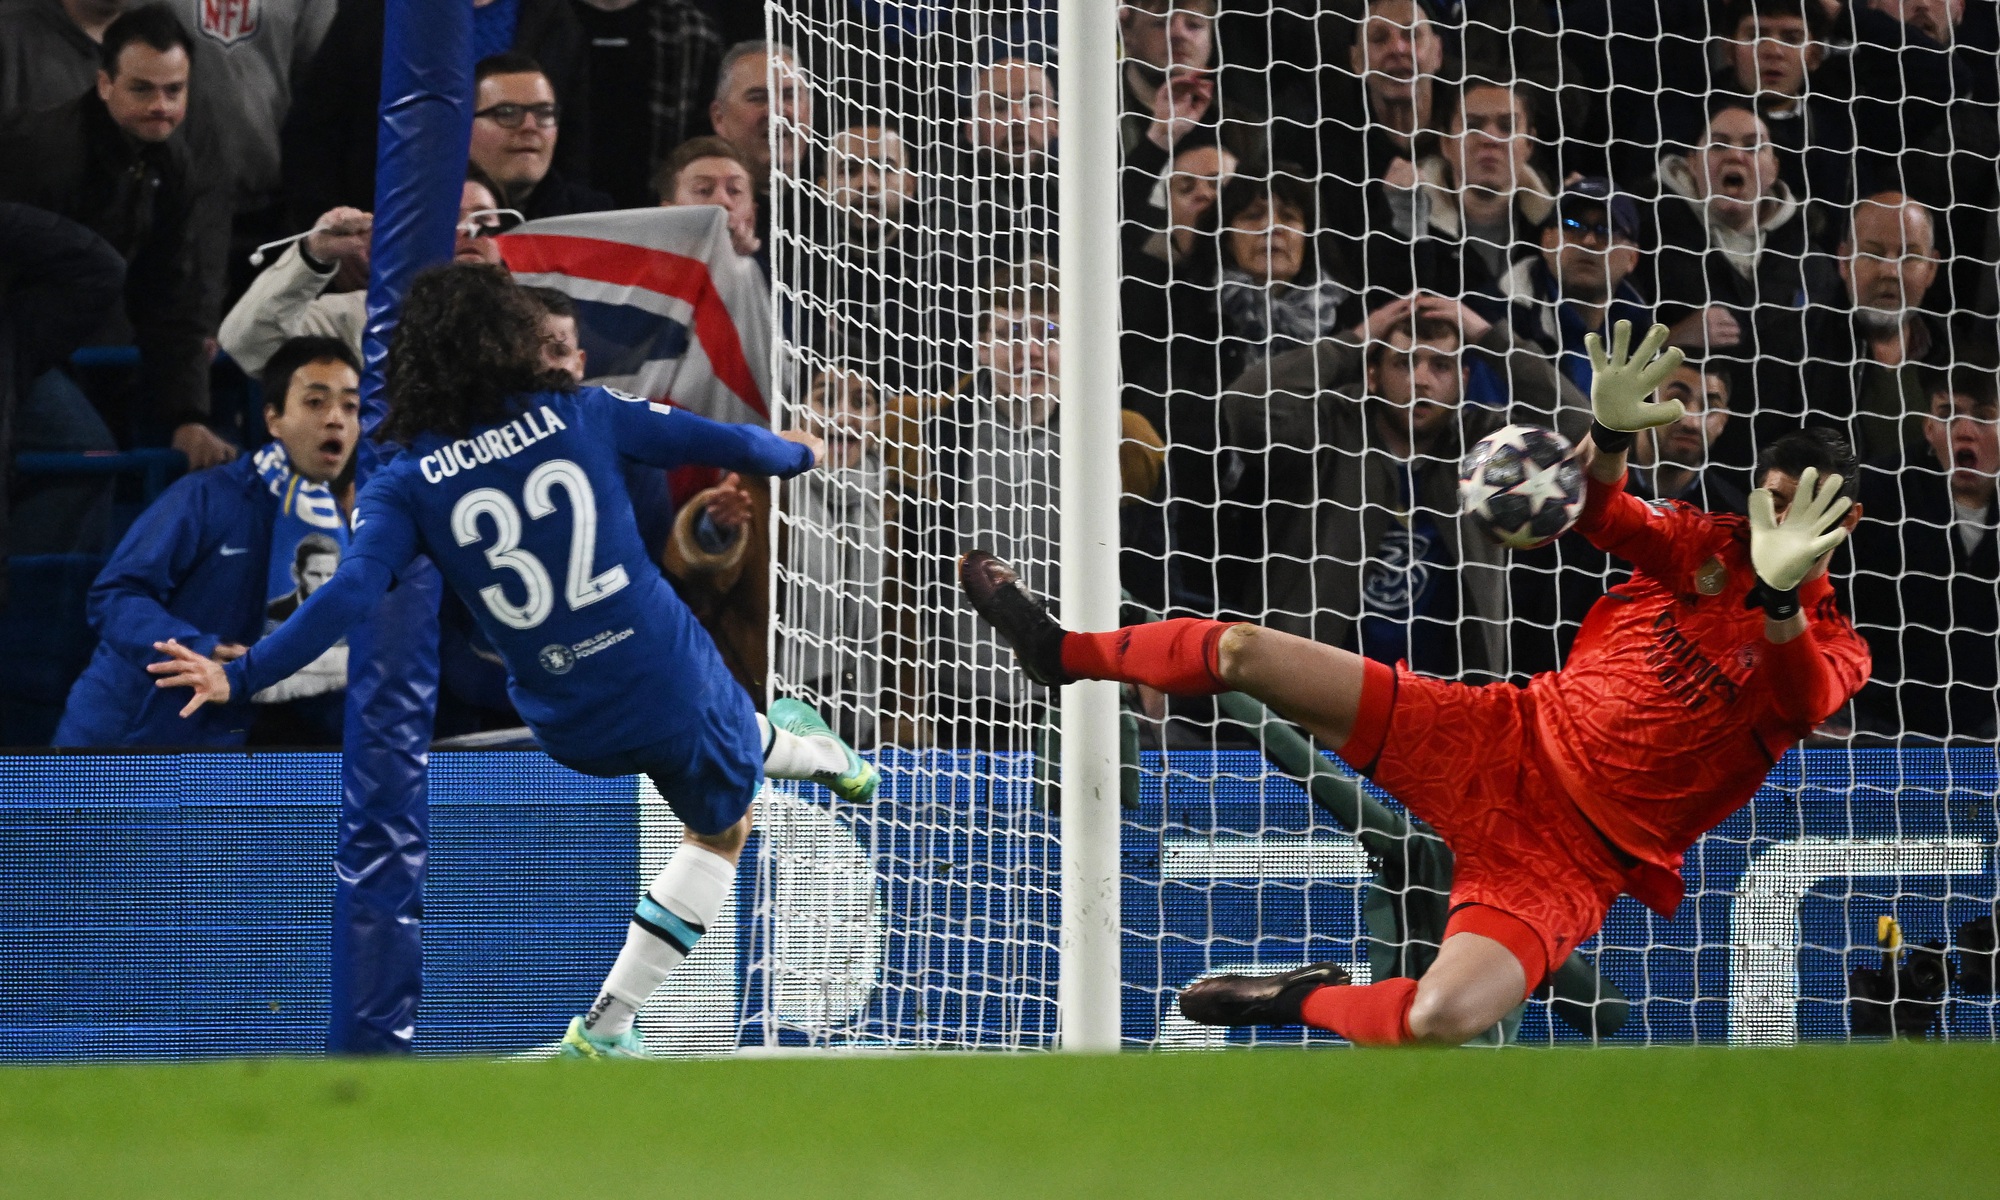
[417,405,570,484]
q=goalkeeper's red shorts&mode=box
[1342,658,1631,992]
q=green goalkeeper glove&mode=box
[1747,465,1853,618]
[1584,319,1685,453]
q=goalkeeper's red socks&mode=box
[1059,619,1239,695]
[1300,978,1419,1047]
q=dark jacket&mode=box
[1762,307,1960,463]
[1848,445,2000,741]
[0,204,125,561]
[514,166,613,222]
[282,0,589,225]
[0,91,217,428]
[53,456,276,747]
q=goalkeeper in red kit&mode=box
[960,321,1870,1046]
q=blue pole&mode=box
[330,0,472,1055]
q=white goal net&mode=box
[755,0,2000,1048]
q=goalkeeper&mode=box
[963,321,1869,1046]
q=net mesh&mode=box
[759,0,2000,1047]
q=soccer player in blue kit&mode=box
[150,263,878,1058]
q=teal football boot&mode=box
[768,698,879,803]
[559,1015,652,1060]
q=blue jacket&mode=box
[54,457,276,746]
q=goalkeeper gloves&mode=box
[1584,319,1685,454]
[1746,465,1853,619]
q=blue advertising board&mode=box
[0,748,1993,1062]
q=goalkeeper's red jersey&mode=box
[1526,474,1870,910]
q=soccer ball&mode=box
[1459,424,1585,550]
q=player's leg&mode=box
[960,551,1369,751]
[1179,907,1535,1046]
[566,809,749,1059]
[759,700,878,802]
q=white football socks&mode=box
[755,712,850,779]
[583,841,736,1038]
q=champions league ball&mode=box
[1459,424,1586,550]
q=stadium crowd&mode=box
[0,0,1995,752]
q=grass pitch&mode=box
[2,1044,1992,1198]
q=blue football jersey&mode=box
[328,386,810,760]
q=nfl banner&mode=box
[497,206,770,425]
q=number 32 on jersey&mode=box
[449,458,629,630]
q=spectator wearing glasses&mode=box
[283,0,589,225]
[1848,366,2000,743]
[1502,179,1652,400]
[221,168,509,375]
[468,52,610,221]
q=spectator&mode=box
[0,5,235,472]
[804,122,951,391]
[1406,80,1556,314]
[1114,0,1267,357]
[942,56,1058,263]
[1649,98,1831,406]
[283,0,588,225]
[1123,139,1235,384]
[1845,0,1975,193]
[709,40,809,198]
[155,0,337,298]
[1847,0,2000,320]
[1627,355,1749,512]
[782,366,887,743]
[220,170,510,375]
[1216,173,1359,374]
[52,335,361,748]
[1777,192,1955,460]
[655,135,761,261]
[1219,294,1583,676]
[914,258,1165,744]
[468,52,611,221]
[709,40,810,284]
[0,204,126,565]
[572,0,723,209]
[1321,0,1446,301]
[1849,366,2000,741]
[0,0,118,122]
[1678,0,1855,237]
[1502,178,1652,399]
[1117,0,1266,170]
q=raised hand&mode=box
[1586,319,1685,434]
[147,638,233,718]
[1749,466,1854,592]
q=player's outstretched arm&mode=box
[1748,465,1854,640]
[1581,319,1684,484]
[601,387,819,477]
[147,557,393,717]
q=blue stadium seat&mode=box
[0,555,104,746]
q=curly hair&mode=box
[380,262,576,443]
